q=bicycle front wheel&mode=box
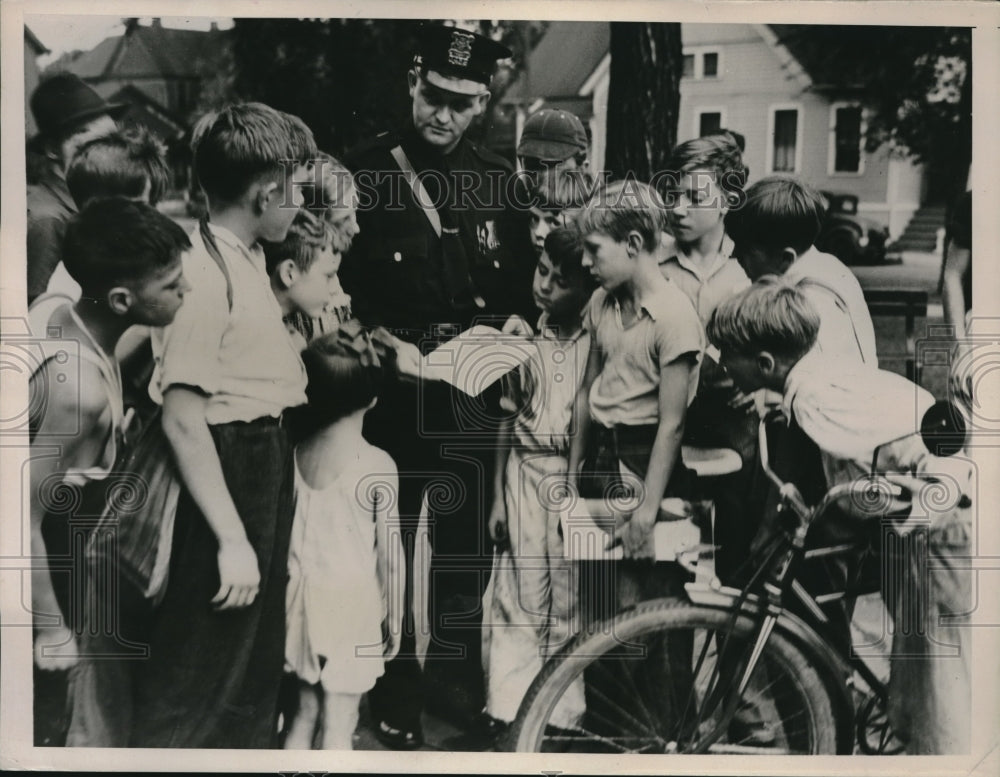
[509,598,840,754]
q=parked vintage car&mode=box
[816,191,892,265]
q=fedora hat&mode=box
[29,73,127,149]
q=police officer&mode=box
[342,25,534,333]
[340,24,533,749]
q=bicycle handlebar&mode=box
[757,412,913,532]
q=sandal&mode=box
[374,719,423,750]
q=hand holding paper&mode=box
[420,325,536,396]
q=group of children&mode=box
[480,130,972,754]
[29,102,398,750]
[28,98,971,755]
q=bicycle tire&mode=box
[508,598,841,754]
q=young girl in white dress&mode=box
[283,328,404,750]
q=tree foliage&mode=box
[198,19,541,157]
[773,25,971,199]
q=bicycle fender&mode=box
[685,582,857,752]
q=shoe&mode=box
[374,719,424,750]
[473,712,510,750]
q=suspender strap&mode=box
[390,145,442,238]
[199,217,234,311]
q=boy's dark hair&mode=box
[578,180,666,252]
[533,170,596,212]
[193,102,318,204]
[66,126,171,208]
[262,209,329,276]
[713,128,746,153]
[724,176,826,256]
[301,327,386,424]
[707,275,820,360]
[667,133,748,196]
[62,197,191,297]
[543,226,597,294]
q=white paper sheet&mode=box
[420,324,537,396]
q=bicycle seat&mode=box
[681,446,742,478]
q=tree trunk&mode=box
[605,22,683,181]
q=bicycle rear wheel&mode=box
[508,598,841,754]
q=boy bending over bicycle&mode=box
[707,277,973,755]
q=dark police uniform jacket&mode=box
[341,124,536,343]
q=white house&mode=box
[503,22,928,240]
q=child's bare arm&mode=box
[29,363,109,668]
[567,346,602,489]
[942,242,971,338]
[489,417,513,545]
[623,357,693,557]
[374,463,404,659]
[161,386,260,610]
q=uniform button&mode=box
[393,252,402,262]
[493,260,500,269]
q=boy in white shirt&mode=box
[130,103,317,748]
[724,176,878,366]
[707,277,972,754]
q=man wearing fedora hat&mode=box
[27,73,125,303]
[339,24,535,749]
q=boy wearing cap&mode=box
[517,107,590,178]
[26,73,125,303]
[517,109,593,259]
[339,24,535,749]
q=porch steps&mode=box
[888,203,947,253]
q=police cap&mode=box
[414,24,512,95]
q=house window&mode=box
[833,105,863,173]
[682,48,722,80]
[772,109,799,173]
[699,111,722,136]
[702,52,719,78]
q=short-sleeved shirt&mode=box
[503,312,590,453]
[150,223,307,424]
[585,278,704,428]
[784,247,878,366]
[658,233,750,326]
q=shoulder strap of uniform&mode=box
[389,145,442,238]
[199,217,234,311]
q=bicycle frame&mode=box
[670,409,903,752]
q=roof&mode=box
[24,26,49,55]
[503,21,610,102]
[50,19,226,80]
[504,22,879,104]
[107,83,187,139]
[768,25,872,90]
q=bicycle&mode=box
[507,401,966,755]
